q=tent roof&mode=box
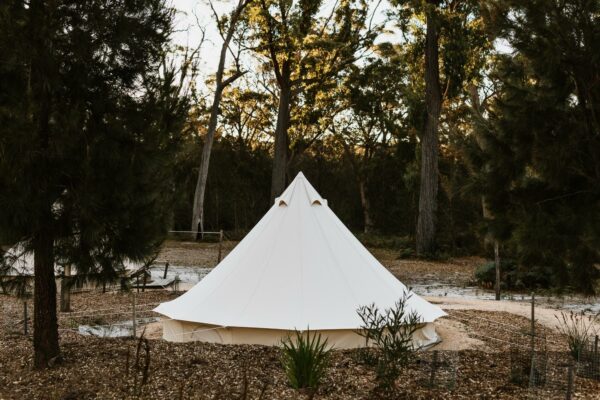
[155,172,446,330]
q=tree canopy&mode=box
[0,0,190,367]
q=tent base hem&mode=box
[160,319,441,349]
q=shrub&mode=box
[556,311,599,359]
[281,329,331,390]
[474,259,558,291]
[356,292,421,390]
[355,233,413,250]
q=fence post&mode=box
[132,293,137,338]
[565,364,573,400]
[494,241,501,300]
[60,264,71,312]
[217,230,223,263]
[429,350,438,387]
[163,261,169,279]
[529,293,537,391]
[530,292,535,353]
[23,300,28,336]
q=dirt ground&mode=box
[1,241,599,399]
[156,240,236,267]
[2,290,599,399]
[371,248,483,286]
[157,240,482,287]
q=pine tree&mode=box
[479,0,600,293]
[0,0,189,368]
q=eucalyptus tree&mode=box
[390,0,488,255]
[335,44,410,233]
[191,0,254,236]
[248,0,375,200]
[0,0,190,368]
[219,79,276,148]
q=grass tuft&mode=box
[280,329,332,390]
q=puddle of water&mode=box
[410,283,600,314]
[78,317,159,338]
[145,264,600,315]
[148,265,211,286]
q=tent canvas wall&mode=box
[155,172,446,348]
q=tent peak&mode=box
[275,171,326,206]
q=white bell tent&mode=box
[155,172,446,348]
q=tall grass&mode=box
[281,329,332,390]
[555,311,599,359]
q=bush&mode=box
[474,260,557,291]
[280,329,332,390]
[355,233,413,250]
[555,311,599,360]
[356,292,421,390]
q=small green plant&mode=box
[356,292,421,390]
[280,329,331,390]
[556,311,599,359]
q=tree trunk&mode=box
[190,0,247,236]
[33,208,60,369]
[358,178,374,234]
[191,86,223,236]
[482,196,501,300]
[60,264,71,312]
[270,81,291,201]
[416,5,442,256]
[31,8,60,364]
[494,240,501,300]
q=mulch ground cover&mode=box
[2,291,599,399]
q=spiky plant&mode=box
[281,329,332,390]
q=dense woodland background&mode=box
[168,0,600,294]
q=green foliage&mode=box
[0,0,191,364]
[356,293,421,390]
[0,0,189,269]
[389,0,491,102]
[474,260,518,288]
[476,0,600,294]
[280,329,332,390]
[474,261,498,286]
[354,234,413,250]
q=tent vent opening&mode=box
[278,200,288,207]
[312,200,322,206]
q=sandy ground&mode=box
[428,296,600,333]
[429,317,487,351]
